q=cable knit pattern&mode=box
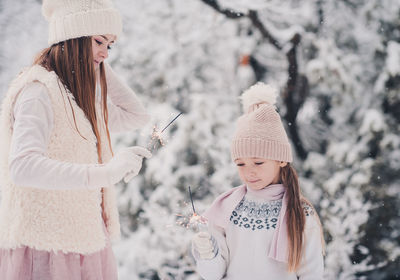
[0,65,120,254]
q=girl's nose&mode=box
[246,168,256,176]
[100,47,108,59]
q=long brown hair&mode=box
[280,163,324,272]
[33,37,112,162]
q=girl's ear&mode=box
[279,161,288,167]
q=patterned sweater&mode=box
[194,191,324,280]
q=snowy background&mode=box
[1,0,400,279]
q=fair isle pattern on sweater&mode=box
[230,197,282,231]
[0,65,120,254]
[230,197,314,231]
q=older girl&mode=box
[0,0,150,279]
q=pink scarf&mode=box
[203,184,289,263]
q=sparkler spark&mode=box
[147,126,165,150]
[175,186,207,230]
[147,112,183,151]
[175,212,207,229]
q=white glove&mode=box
[105,146,151,185]
[192,232,216,260]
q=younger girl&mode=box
[192,83,325,279]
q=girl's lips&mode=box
[248,179,261,183]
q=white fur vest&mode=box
[0,65,120,254]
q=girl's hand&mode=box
[105,146,151,185]
[192,232,216,260]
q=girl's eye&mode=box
[95,39,102,45]
[236,163,245,167]
[107,45,112,50]
[255,162,264,165]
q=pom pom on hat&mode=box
[240,82,278,113]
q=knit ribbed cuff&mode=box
[231,138,293,162]
[48,8,122,45]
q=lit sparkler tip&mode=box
[175,211,208,230]
[175,185,209,230]
[147,112,182,151]
[189,212,208,225]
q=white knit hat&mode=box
[231,82,293,162]
[42,0,122,46]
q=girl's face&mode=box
[91,34,116,69]
[234,157,287,190]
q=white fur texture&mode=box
[0,65,120,254]
[240,82,278,112]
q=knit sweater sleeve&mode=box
[193,223,229,280]
[104,63,150,132]
[296,214,325,279]
[9,82,108,190]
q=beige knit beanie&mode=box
[231,82,293,162]
[42,0,122,46]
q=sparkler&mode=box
[124,112,183,183]
[147,112,183,151]
[176,186,207,230]
[189,186,196,213]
